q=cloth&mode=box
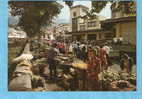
[13,54,33,63]
[69,44,73,53]
[87,49,101,91]
[103,46,111,55]
[100,48,108,70]
[15,66,32,75]
[9,74,32,91]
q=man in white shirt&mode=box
[103,44,112,66]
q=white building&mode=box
[8,27,27,38]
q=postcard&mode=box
[0,0,141,99]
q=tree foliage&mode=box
[112,1,136,15]
[9,1,63,38]
[65,1,73,8]
[91,1,136,15]
[91,1,108,13]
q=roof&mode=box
[71,5,89,10]
[78,14,107,21]
[101,16,136,24]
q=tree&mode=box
[111,1,136,15]
[8,1,63,82]
[65,1,73,8]
[9,1,63,39]
[91,1,108,13]
[9,1,63,55]
[90,1,136,16]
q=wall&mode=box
[115,21,136,45]
[70,6,89,31]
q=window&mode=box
[82,8,87,13]
[73,12,77,17]
[87,21,97,27]
[99,34,102,39]
[72,18,78,31]
[80,25,86,31]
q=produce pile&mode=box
[72,60,87,70]
[99,67,136,91]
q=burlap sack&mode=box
[9,74,32,91]
[14,66,32,75]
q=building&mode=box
[68,5,113,42]
[70,5,89,32]
[55,23,71,35]
[101,16,136,45]
[8,27,27,39]
[41,23,71,41]
[101,2,136,45]
[68,3,136,45]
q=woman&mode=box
[86,47,101,91]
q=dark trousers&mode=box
[49,67,57,79]
[106,54,111,66]
[47,59,57,80]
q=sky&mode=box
[55,1,111,23]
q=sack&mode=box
[9,74,32,91]
[15,66,32,75]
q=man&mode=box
[80,44,87,62]
[120,53,134,73]
[58,41,65,54]
[72,42,78,57]
[47,43,59,81]
[103,44,111,66]
[100,45,108,70]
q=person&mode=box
[103,44,111,66]
[128,57,134,73]
[73,42,78,57]
[65,41,70,54]
[119,36,123,44]
[58,41,65,54]
[47,43,58,81]
[100,46,108,70]
[76,43,82,59]
[69,43,73,54]
[81,44,87,62]
[86,46,101,91]
[120,53,134,73]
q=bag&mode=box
[9,74,32,91]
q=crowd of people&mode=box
[44,39,134,90]
[8,38,135,91]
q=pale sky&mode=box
[55,1,111,23]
